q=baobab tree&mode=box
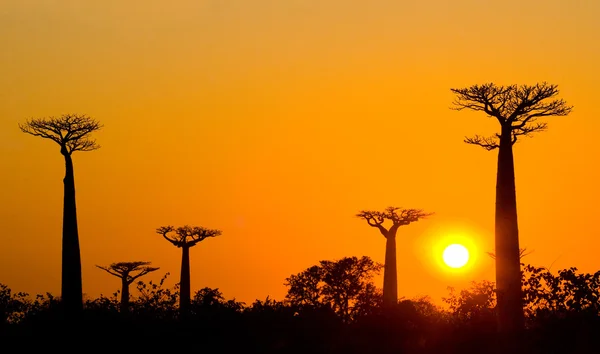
[19,114,102,317]
[156,225,221,314]
[451,82,572,333]
[356,207,432,307]
[96,261,159,312]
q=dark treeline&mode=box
[2,257,600,353]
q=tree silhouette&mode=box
[156,225,221,315]
[285,256,383,323]
[356,207,432,307]
[443,280,497,326]
[0,283,29,326]
[522,264,600,318]
[19,114,102,318]
[451,82,572,334]
[96,261,159,312]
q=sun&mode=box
[442,244,470,268]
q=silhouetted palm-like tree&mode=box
[19,114,102,318]
[451,82,572,334]
[96,261,159,312]
[156,225,221,314]
[356,207,432,307]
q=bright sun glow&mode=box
[442,244,470,268]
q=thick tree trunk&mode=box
[120,278,130,312]
[382,234,398,307]
[61,152,83,317]
[494,127,525,334]
[180,245,191,315]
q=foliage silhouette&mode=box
[134,272,179,321]
[285,256,383,323]
[19,114,102,318]
[96,261,159,312]
[156,225,221,315]
[356,207,433,307]
[443,280,497,328]
[0,283,29,326]
[451,82,572,334]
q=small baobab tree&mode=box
[96,261,159,312]
[156,225,221,314]
[19,114,102,317]
[356,207,432,307]
[451,82,572,334]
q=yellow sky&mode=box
[1,0,599,305]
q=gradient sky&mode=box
[1,0,599,305]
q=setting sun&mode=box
[442,244,470,268]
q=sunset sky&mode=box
[1,0,599,305]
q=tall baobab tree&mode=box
[356,207,432,307]
[96,261,159,312]
[451,82,572,333]
[19,114,102,317]
[156,225,221,314]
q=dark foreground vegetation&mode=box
[2,257,600,354]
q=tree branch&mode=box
[450,83,512,124]
[129,266,160,283]
[97,262,159,284]
[182,225,222,247]
[356,211,388,237]
[19,114,102,155]
[358,207,433,238]
[451,82,572,148]
[157,225,221,248]
[156,225,179,246]
[513,122,548,137]
[464,135,500,151]
[389,207,434,226]
[96,265,122,278]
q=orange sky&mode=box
[1,0,599,305]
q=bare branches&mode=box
[385,207,433,226]
[513,122,547,138]
[508,83,572,122]
[356,210,387,236]
[464,135,500,151]
[156,225,177,246]
[451,82,573,150]
[96,265,121,278]
[19,114,102,155]
[451,83,514,123]
[357,206,433,237]
[96,261,159,284]
[156,225,222,248]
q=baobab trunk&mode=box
[120,277,130,312]
[494,127,524,333]
[180,245,191,314]
[382,235,398,307]
[61,150,83,316]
